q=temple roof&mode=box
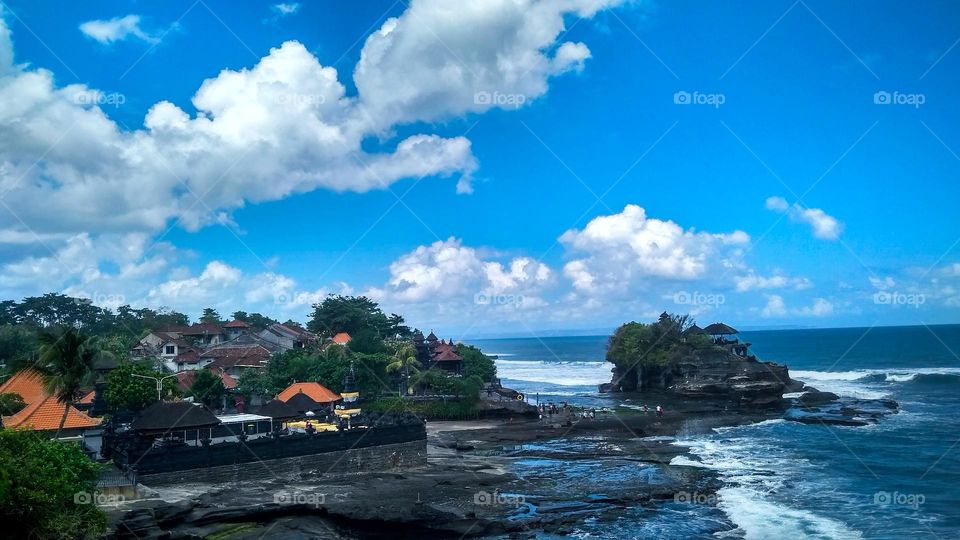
[277,382,341,404]
[130,401,221,433]
[0,370,101,432]
[255,398,300,419]
[703,322,739,335]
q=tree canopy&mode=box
[0,430,106,539]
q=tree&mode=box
[386,314,412,339]
[458,344,497,382]
[104,360,173,412]
[231,311,277,330]
[199,308,223,324]
[0,324,38,371]
[307,295,389,337]
[0,430,106,539]
[0,393,26,416]
[387,344,422,390]
[605,313,703,391]
[348,327,387,354]
[36,327,110,438]
[190,369,226,409]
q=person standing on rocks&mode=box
[656,405,663,417]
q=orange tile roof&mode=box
[0,370,101,431]
[78,389,96,404]
[277,382,341,404]
[332,332,351,344]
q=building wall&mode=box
[139,439,426,485]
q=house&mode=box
[0,369,101,436]
[331,332,351,345]
[174,370,237,393]
[223,319,251,340]
[131,330,207,373]
[181,322,229,346]
[412,331,463,374]
[259,323,316,351]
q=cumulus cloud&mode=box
[79,15,159,45]
[353,0,625,129]
[765,196,844,240]
[559,204,750,293]
[0,0,622,241]
[761,294,788,317]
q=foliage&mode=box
[367,397,479,420]
[387,343,421,380]
[36,327,111,437]
[348,327,388,354]
[0,392,26,416]
[0,324,38,372]
[190,369,226,408]
[200,308,223,324]
[605,313,705,370]
[103,360,173,413]
[457,344,497,382]
[231,311,278,330]
[408,369,483,399]
[237,348,393,400]
[0,429,106,539]
[307,295,391,338]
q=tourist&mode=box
[656,405,663,417]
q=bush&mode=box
[0,430,106,539]
[368,397,479,420]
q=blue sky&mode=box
[0,0,957,336]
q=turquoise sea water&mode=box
[467,325,960,539]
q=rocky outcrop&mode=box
[602,346,801,407]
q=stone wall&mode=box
[139,439,426,486]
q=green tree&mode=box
[457,344,497,382]
[307,295,389,337]
[387,344,421,391]
[0,430,106,539]
[0,393,26,416]
[199,308,223,324]
[104,360,173,412]
[0,324,38,371]
[36,327,110,438]
[190,369,226,408]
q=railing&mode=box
[97,465,137,488]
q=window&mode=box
[165,345,175,354]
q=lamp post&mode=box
[132,373,179,401]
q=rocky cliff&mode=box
[600,344,802,407]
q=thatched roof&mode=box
[703,322,739,335]
[684,324,705,335]
[256,399,299,420]
[131,401,221,433]
[284,392,322,414]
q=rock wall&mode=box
[139,439,427,486]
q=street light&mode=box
[132,373,179,401]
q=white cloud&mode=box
[761,294,788,317]
[869,275,896,290]
[79,15,159,45]
[760,294,834,318]
[735,271,812,292]
[272,3,301,16]
[559,204,750,293]
[353,0,626,129]
[0,0,623,240]
[766,196,844,240]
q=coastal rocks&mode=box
[605,349,798,407]
[785,391,899,427]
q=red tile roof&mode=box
[332,332,351,344]
[175,369,238,391]
[224,320,250,328]
[277,382,341,404]
[0,370,101,431]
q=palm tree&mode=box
[36,327,111,438]
[387,344,421,394]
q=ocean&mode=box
[467,325,960,539]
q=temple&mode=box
[412,330,463,374]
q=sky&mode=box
[0,0,957,337]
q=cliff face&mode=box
[601,348,800,407]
